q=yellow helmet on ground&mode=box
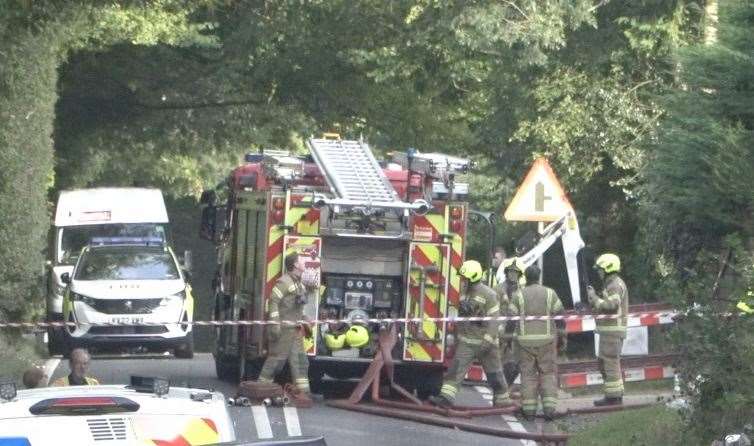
[325,331,346,350]
[595,253,621,274]
[502,257,525,274]
[459,260,484,283]
[345,325,369,348]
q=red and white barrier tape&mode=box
[465,364,675,388]
[0,311,679,329]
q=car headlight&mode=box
[160,291,186,306]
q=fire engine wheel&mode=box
[174,333,194,359]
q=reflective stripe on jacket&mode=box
[594,274,629,336]
[510,284,564,347]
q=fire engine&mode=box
[199,135,475,394]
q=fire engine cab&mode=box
[200,135,473,394]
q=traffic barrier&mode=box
[0,310,679,329]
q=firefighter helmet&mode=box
[595,253,621,274]
[325,331,346,350]
[459,260,484,283]
[345,325,369,348]
[502,257,525,274]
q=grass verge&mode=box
[566,406,696,446]
[0,331,46,384]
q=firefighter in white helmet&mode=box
[429,260,513,408]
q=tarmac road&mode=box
[47,353,541,446]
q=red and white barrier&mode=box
[465,364,675,388]
[565,312,675,333]
[560,365,675,388]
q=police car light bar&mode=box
[89,237,164,247]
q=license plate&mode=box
[110,317,144,325]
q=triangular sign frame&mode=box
[504,158,574,222]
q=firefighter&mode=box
[495,257,526,388]
[429,260,513,408]
[509,264,566,421]
[258,252,314,407]
[587,253,629,406]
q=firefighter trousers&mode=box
[259,328,310,393]
[518,341,557,417]
[439,340,511,406]
[598,332,624,398]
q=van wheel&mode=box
[174,334,194,359]
[47,328,66,357]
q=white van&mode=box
[47,189,171,355]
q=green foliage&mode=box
[0,22,65,317]
[639,0,754,439]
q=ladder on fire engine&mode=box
[307,136,428,213]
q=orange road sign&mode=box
[504,158,574,222]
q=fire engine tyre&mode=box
[174,333,194,359]
[415,368,443,400]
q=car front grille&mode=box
[89,298,163,314]
[88,325,168,335]
[87,417,128,441]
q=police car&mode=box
[0,377,235,445]
[61,237,194,357]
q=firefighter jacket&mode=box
[458,282,500,346]
[509,284,564,348]
[495,281,522,341]
[268,273,307,332]
[591,274,629,336]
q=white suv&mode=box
[61,237,194,358]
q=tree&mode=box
[640,0,754,439]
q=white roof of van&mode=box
[54,188,169,226]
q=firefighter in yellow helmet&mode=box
[495,257,526,388]
[258,253,315,407]
[587,253,629,406]
[429,260,513,408]
[508,264,566,420]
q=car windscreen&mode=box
[58,224,168,264]
[74,247,179,280]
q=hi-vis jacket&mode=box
[592,274,629,336]
[458,282,500,346]
[268,273,307,331]
[509,284,564,347]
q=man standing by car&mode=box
[257,253,316,407]
[52,348,99,386]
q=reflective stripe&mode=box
[440,384,457,397]
[545,289,552,337]
[269,311,279,318]
[473,295,486,304]
[487,304,500,315]
[517,334,553,341]
[272,287,284,299]
[288,284,297,293]
[458,335,483,345]
[483,334,495,344]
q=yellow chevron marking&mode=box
[406,341,432,362]
[180,418,220,445]
[267,253,282,282]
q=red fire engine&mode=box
[200,134,474,395]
